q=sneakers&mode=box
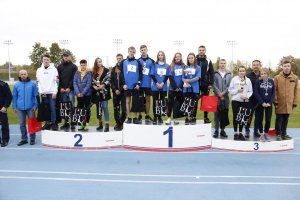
[138,114,142,121]
[104,123,109,132]
[51,123,59,131]
[30,140,35,145]
[125,118,132,124]
[1,142,8,147]
[234,133,239,140]
[145,115,152,125]
[158,117,163,125]
[220,130,228,138]
[190,117,196,125]
[283,134,292,140]
[173,119,179,125]
[213,131,219,138]
[60,123,70,130]
[153,117,157,125]
[71,124,76,131]
[133,118,140,124]
[276,135,283,141]
[239,133,246,141]
[254,132,261,138]
[185,118,190,125]
[78,125,89,131]
[165,117,171,125]
[245,131,250,138]
[260,133,269,142]
[204,118,211,124]
[42,122,52,130]
[17,140,28,146]
[96,121,103,131]
[114,124,123,131]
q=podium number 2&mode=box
[74,134,83,147]
[163,127,173,148]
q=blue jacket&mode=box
[151,63,170,92]
[12,78,38,110]
[183,65,201,94]
[168,64,184,91]
[138,57,154,88]
[73,71,92,96]
[121,57,143,89]
[254,78,275,104]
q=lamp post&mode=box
[59,39,69,49]
[3,40,13,81]
[112,38,123,54]
[174,40,184,52]
[227,40,237,72]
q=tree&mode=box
[49,43,63,66]
[29,42,48,69]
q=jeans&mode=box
[42,94,56,123]
[113,94,126,125]
[96,101,109,122]
[16,109,36,141]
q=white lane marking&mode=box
[2,147,300,154]
[1,170,300,179]
[0,176,300,186]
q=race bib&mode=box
[143,67,150,75]
[157,68,166,76]
[188,68,195,75]
[127,64,136,73]
[175,69,183,76]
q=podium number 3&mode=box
[253,142,259,150]
[74,134,83,147]
[163,127,173,148]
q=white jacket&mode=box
[229,76,253,102]
[36,64,58,94]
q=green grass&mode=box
[7,86,300,128]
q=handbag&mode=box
[28,117,42,134]
[200,95,218,112]
[155,98,168,116]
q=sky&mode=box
[1,0,300,69]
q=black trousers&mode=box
[167,90,183,118]
[232,100,249,133]
[255,105,273,133]
[275,114,290,136]
[0,112,9,143]
[183,92,199,118]
[152,91,167,118]
[77,96,91,124]
[113,94,126,125]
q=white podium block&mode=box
[41,129,122,150]
[123,121,212,152]
[212,137,294,152]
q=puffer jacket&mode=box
[12,78,38,110]
[73,70,92,96]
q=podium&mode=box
[41,121,294,152]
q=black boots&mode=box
[104,123,109,132]
[96,121,103,131]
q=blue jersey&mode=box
[122,57,142,89]
[151,63,170,92]
[183,65,201,94]
[138,57,154,88]
[168,64,184,91]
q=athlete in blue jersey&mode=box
[120,46,143,124]
[182,53,201,125]
[166,52,185,125]
[138,45,154,124]
[151,51,170,125]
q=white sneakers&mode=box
[165,117,171,125]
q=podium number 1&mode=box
[163,127,173,148]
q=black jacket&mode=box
[246,71,260,102]
[111,64,125,94]
[57,61,78,90]
[0,80,12,108]
[196,55,214,87]
[91,67,111,102]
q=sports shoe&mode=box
[220,130,228,138]
[104,123,109,132]
[78,125,88,131]
[138,114,142,121]
[153,117,158,125]
[185,118,190,125]
[125,118,132,124]
[96,121,103,131]
[145,115,152,125]
[254,132,261,138]
[158,117,163,125]
[276,135,282,141]
[42,122,52,130]
[204,118,211,124]
[30,140,35,145]
[60,123,70,130]
[234,133,239,140]
[245,131,250,138]
[114,124,123,131]
[213,131,218,138]
[239,133,246,141]
[17,140,28,146]
[283,134,292,140]
[190,117,196,125]
[165,117,171,125]
[133,118,139,124]
[173,119,179,125]
[51,123,59,131]
[260,133,269,142]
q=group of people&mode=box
[0,45,298,147]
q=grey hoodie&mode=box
[213,70,232,109]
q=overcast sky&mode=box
[1,0,299,69]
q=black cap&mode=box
[63,50,71,56]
